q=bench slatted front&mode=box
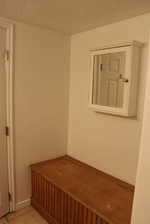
[31,156,134,224]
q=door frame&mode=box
[0,18,15,212]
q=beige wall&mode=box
[131,38,150,224]
[12,12,150,207]
[68,13,150,185]
[14,22,70,204]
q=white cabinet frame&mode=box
[89,41,143,117]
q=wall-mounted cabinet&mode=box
[89,41,143,117]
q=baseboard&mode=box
[15,198,31,210]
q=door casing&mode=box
[0,18,15,212]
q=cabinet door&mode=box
[90,43,142,117]
[90,44,136,116]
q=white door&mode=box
[92,52,126,108]
[0,27,9,217]
[100,52,125,107]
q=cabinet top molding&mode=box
[90,41,144,52]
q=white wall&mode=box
[14,22,70,204]
[12,12,150,208]
[131,37,150,224]
[68,13,150,185]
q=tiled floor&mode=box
[0,206,48,224]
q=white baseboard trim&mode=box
[15,198,31,210]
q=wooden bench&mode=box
[31,156,134,224]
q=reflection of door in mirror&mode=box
[92,52,126,108]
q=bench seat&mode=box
[31,156,134,224]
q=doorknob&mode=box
[119,74,129,83]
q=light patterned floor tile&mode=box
[5,206,48,224]
[6,207,34,222]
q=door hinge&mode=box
[8,192,12,202]
[100,64,103,71]
[5,50,10,61]
[5,126,9,136]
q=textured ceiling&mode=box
[0,0,150,34]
